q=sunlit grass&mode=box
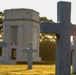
[0,64,55,75]
[0,64,74,75]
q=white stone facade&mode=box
[1,9,41,64]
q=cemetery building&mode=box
[0,8,41,64]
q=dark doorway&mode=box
[11,48,16,60]
[0,47,2,56]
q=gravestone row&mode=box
[0,1,76,75]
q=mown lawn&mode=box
[0,64,75,75]
[72,74,76,75]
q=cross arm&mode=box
[32,49,37,52]
[40,22,59,34]
[23,48,37,52]
[0,42,7,47]
[23,48,29,52]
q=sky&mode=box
[0,0,76,23]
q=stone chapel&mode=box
[1,9,41,64]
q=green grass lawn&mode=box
[72,74,76,75]
[0,64,75,75]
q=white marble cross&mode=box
[23,42,37,69]
[40,1,76,75]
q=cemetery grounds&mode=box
[0,63,75,75]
